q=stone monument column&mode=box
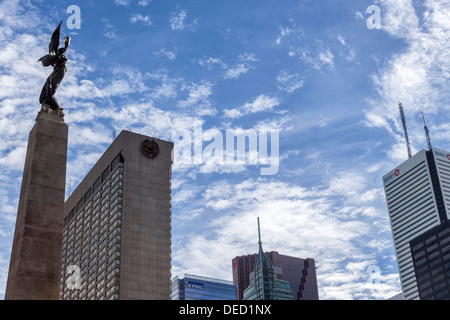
[5,107,68,300]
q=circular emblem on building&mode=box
[447,154,450,161]
[141,139,159,158]
[394,169,400,177]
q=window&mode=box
[93,177,101,192]
[413,242,424,252]
[84,188,92,202]
[69,208,75,221]
[111,153,124,170]
[102,166,110,183]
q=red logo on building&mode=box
[394,169,400,177]
[447,154,450,161]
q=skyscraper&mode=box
[238,218,294,300]
[60,130,173,300]
[233,252,318,300]
[171,274,237,300]
[383,147,450,300]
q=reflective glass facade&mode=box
[242,219,294,301]
[243,278,294,300]
[410,220,450,300]
[171,274,237,300]
[232,252,318,300]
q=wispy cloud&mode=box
[276,25,294,45]
[224,64,249,79]
[224,95,280,119]
[170,9,188,30]
[177,81,216,116]
[276,71,304,93]
[199,53,257,80]
[159,48,176,60]
[130,14,152,26]
[198,57,227,70]
[102,17,117,39]
[364,0,450,153]
[138,0,151,6]
[115,0,131,5]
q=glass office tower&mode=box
[409,219,450,300]
[241,218,294,300]
[171,274,237,300]
[233,251,318,300]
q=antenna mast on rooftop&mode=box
[399,103,412,159]
[422,112,432,151]
[257,217,262,246]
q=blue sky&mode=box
[1,0,450,300]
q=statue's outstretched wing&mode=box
[49,21,63,55]
[38,21,63,67]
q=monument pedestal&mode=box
[5,106,68,300]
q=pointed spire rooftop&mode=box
[257,217,262,247]
[254,217,273,270]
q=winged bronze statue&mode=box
[38,21,71,111]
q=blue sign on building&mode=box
[187,281,204,290]
[172,274,237,300]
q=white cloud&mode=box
[138,0,151,6]
[148,74,180,100]
[130,14,152,26]
[299,48,335,71]
[276,25,294,45]
[276,71,304,93]
[354,10,364,20]
[170,9,188,30]
[198,57,227,70]
[238,53,258,62]
[102,17,117,39]
[224,64,249,79]
[115,0,130,5]
[199,54,257,80]
[177,81,216,116]
[224,95,281,119]
[364,0,450,153]
[319,50,335,70]
[379,0,419,38]
[157,49,176,60]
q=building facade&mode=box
[60,130,173,300]
[239,218,294,301]
[171,274,237,300]
[233,252,318,300]
[383,147,450,300]
[242,261,294,300]
[409,219,450,300]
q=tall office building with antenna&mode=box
[382,106,450,300]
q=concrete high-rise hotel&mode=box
[60,130,173,300]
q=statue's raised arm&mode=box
[38,21,71,111]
